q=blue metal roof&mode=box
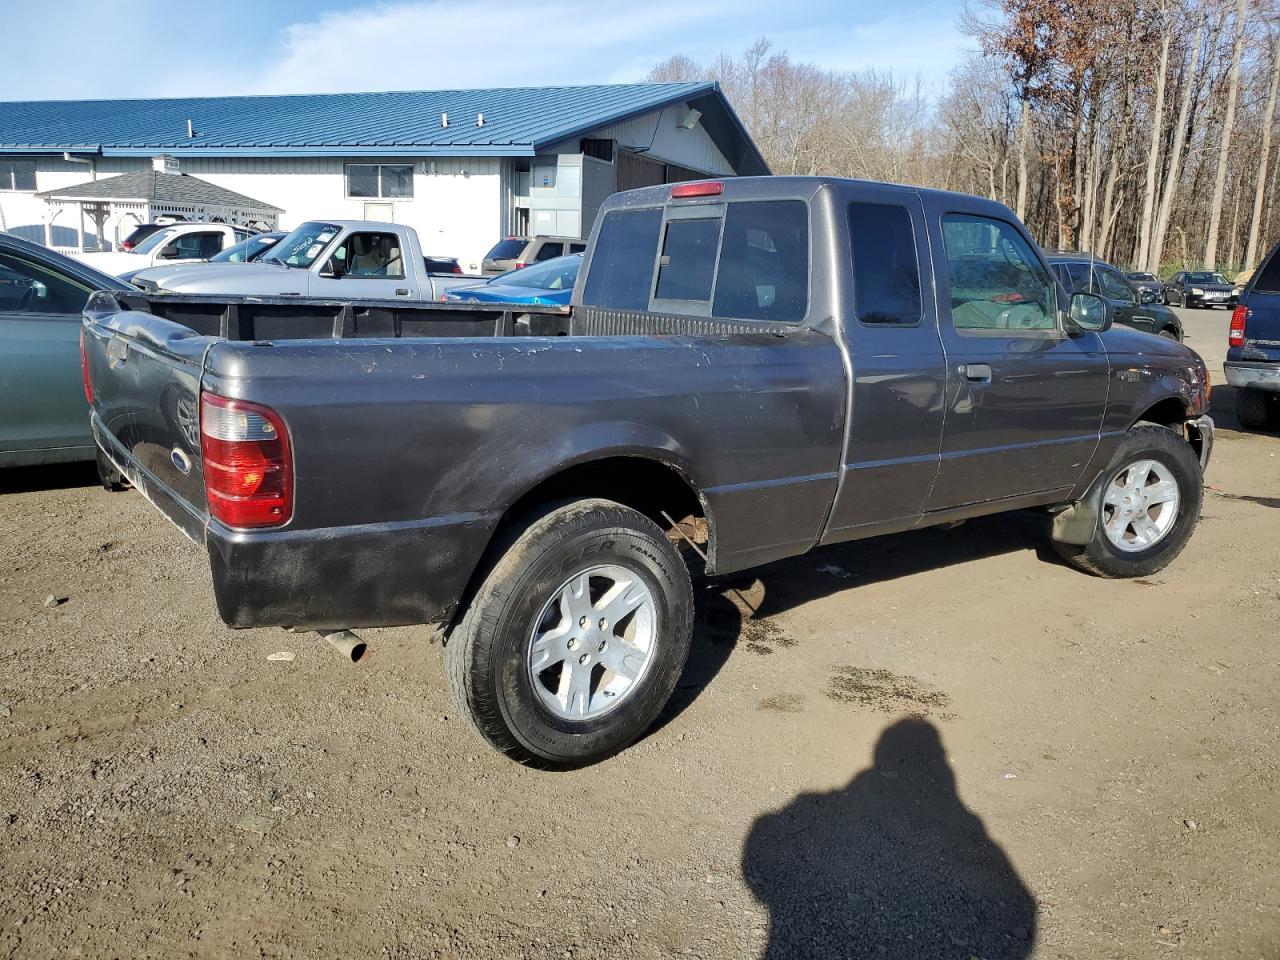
[0,83,768,174]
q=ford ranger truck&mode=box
[82,176,1214,768]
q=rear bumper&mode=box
[1224,361,1280,393]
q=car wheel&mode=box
[1053,424,1202,578]
[1157,327,1180,341]
[445,498,694,768]
[1237,387,1280,431]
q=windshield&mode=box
[262,222,342,268]
[132,228,178,255]
[211,234,280,263]
[1127,272,1155,281]
[494,254,581,290]
[485,238,527,261]
[1186,272,1226,284]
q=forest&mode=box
[650,0,1280,279]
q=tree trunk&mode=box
[1204,0,1248,268]
[1246,30,1280,270]
[1150,14,1205,274]
[1138,22,1171,269]
[1016,97,1030,221]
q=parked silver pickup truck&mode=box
[129,220,480,301]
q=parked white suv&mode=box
[73,223,255,278]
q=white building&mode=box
[0,83,768,272]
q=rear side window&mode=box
[655,219,721,301]
[848,202,920,325]
[581,208,662,311]
[712,200,809,322]
[1254,245,1280,292]
[534,242,564,262]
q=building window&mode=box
[345,163,414,200]
[0,160,36,191]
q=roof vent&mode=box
[476,112,485,127]
[186,119,195,138]
[441,112,449,128]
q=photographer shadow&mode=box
[742,718,1036,959]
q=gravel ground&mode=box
[1,307,1277,960]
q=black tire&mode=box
[1157,326,1180,341]
[95,448,129,492]
[1053,424,1203,578]
[1237,388,1279,431]
[445,498,694,768]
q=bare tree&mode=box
[1246,25,1280,269]
[1204,0,1249,267]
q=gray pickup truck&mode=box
[83,176,1213,768]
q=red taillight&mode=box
[453,265,462,274]
[1229,305,1248,347]
[79,330,94,404]
[514,261,526,269]
[671,180,724,199]
[200,392,292,529]
[120,241,135,251]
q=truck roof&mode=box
[604,175,1018,219]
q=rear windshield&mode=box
[1185,272,1224,283]
[1127,272,1156,281]
[581,200,810,322]
[485,239,527,261]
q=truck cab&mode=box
[1226,241,1280,429]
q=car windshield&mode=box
[1128,272,1156,281]
[1186,272,1224,283]
[494,254,581,290]
[211,234,280,263]
[131,228,178,255]
[485,239,527,260]
[261,222,342,268]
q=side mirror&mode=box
[319,257,346,279]
[1069,292,1111,333]
[1140,290,1156,304]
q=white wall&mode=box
[0,154,504,272]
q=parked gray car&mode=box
[481,235,586,275]
[0,234,129,467]
[85,176,1213,767]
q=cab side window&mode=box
[942,214,1056,334]
[335,232,406,279]
[848,202,920,326]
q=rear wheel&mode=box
[445,499,694,768]
[1053,424,1202,578]
[1237,388,1279,431]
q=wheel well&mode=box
[445,456,710,634]
[1135,396,1187,429]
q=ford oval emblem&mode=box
[171,447,192,475]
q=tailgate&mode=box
[1242,289,1280,362]
[83,295,214,542]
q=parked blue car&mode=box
[444,253,581,306]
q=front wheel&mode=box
[1157,327,1180,341]
[445,499,694,768]
[1053,424,1202,578]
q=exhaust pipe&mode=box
[320,630,367,663]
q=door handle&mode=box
[960,363,992,383]
[396,288,410,296]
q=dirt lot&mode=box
[1,306,1277,960]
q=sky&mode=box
[0,0,974,103]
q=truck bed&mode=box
[105,290,574,340]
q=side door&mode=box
[923,203,1109,511]
[823,186,946,539]
[1095,264,1157,334]
[309,230,412,298]
[1166,272,1184,304]
[0,250,97,456]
